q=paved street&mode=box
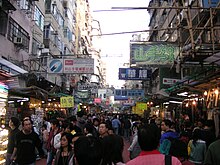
[36,138,131,165]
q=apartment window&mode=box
[34,6,44,31]
[51,5,58,20]
[0,10,8,35]
[63,27,72,41]
[17,0,31,10]
[58,14,64,28]
[32,38,40,55]
[43,24,55,39]
[8,17,30,52]
[45,0,51,13]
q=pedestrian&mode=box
[54,132,74,165]
[188,128,206,165]
[99,122,109,138]
[126,124,181,165]
[74,136,103,165]
[204,139,220,165]
[11,117,44,165]
[46,118,60,165]
[101,134,125,165]
[6,117,20,165]
[128,122,141,160]
[112,115,121,135]
[41,124,49,157]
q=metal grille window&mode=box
[7,17,30,52]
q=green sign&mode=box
[130,43,179,65]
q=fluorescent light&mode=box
[177,92,188,96]
[169,101,182,104]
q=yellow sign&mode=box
[134,102,147,115]
[60,96,74,108]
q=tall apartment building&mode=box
[0,0,105,92]
[144,0,220,96]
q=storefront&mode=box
[0,82,9,165]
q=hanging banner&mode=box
[60,96,74,108]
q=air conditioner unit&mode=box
[38,44,45,49]
[13,37,23,45]
[51,30,58,35]
[52,1,57,5]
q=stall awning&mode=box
[0,57,28,75]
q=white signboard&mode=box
[163,78,181,85]
[77,83,99,93]
[48,58,94,74]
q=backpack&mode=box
[160,137,188,158]
[159,139,172,155]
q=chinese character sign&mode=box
[60,96,74,108]
[118,68,152,80]
[130,43,179,65]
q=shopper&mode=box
[6,117,20,165]
[126,124,181,165]
[11,117,44,165]
[54,132,74,165]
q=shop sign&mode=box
[60,96,74,108]
[118,68,152,80]
[48,58,94,74]
[94,98,101,103]
[0,82,8,100]
[132,102,147,115]
[163,78,181,85]
[77,83,99,93]
[130,43,179,65]
[203,0,219,8]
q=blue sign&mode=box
[118,68,152,80]
[48,59,63,73]
[114,89,144,100]
[203,0,219,7]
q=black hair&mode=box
[84,123,94,134]
[10,117,20,128]
[192,128,202,146]
[60,132,73,152]
[138,124,161,151]
[163,119,172,128]
[101,134,124,165]
[74,136,103,165]
[93,118,100,123]
[50,118,59,127]
[22,116,33,126]
[42,124,47,129]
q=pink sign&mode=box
[94,98,101,103]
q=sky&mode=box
[90,0,150,88]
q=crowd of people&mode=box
[5,112,220,165]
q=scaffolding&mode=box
[111,0,220,62]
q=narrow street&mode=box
[36,138,131,164]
